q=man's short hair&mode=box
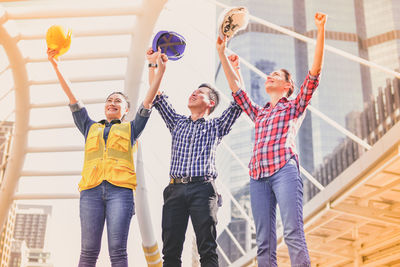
[198,83,220,114]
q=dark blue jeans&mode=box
[78,181,135,267]
[250,158,310,267]
[162,180,219,267]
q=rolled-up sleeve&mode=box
[70,101,95,140]
[137,103,152,117]
[69,100,85,112]
[293,72,320,118]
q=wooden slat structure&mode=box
[281,111,400,266]
[236,117,400,266]
[306,76,400,201]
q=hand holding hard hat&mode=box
[152,31,186,61]
[46,25,72,59]
[217,6,249,42]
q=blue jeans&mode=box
[78,181,135,267]
[250,157,310,267]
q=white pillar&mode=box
[135,144,162,266]
[124,0,168,112]
[0,7,30,231]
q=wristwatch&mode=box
[148,63,158,68]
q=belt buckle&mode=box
[180,174,190,184]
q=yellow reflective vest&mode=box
[79,122,136,191]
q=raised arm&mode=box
[48,49,94,137]
[47,48,78,105]
[228,54,245,90]
[152,93,184,133]
[143,52,167,108]
[216,37,242,93]
[293,12,326,117]
[130,52,168,141]
[310,12,327,76]
[216,101,242,137]
[216,37,260,121]
[146,47,158,88]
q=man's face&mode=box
[188,87,214,113]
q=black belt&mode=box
[169,176,212,184]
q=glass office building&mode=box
[215,0,367,192]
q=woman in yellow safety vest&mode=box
[47,48,167,267]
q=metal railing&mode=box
[305,75,400,201]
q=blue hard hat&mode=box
[152,31,186,61]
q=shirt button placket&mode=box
[186,122,197,177]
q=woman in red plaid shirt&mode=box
[217,12,327,267]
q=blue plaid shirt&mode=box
[153,93,242,179]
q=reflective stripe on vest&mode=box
[79,122,136,191]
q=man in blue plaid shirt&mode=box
[147,48,242,267]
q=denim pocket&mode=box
[207,181,217,197]
[217,193,223,207]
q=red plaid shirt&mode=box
[233,72,320,180]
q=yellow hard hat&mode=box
[46,25,72,58]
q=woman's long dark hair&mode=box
[280,69,295,98]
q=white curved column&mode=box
[0,7,30,230]
[124,0,167,111]
[135,144,162,266]
[123,1,167,266]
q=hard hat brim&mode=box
[152,31,186,61]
